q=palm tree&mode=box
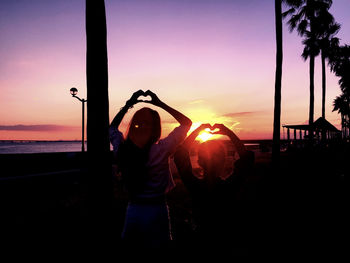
[330,45,350,138]
[333,93,349,138]
[315,9,340,119]
[272,0,283,166]
[329,45,350,95]
[285,0,332,137]
[85,0,113,236]
[272,0,303,164]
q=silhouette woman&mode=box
[174,123,254,246]
[110,90,192,248]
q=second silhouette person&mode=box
[174,123,254,247]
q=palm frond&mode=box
[283,0,304,8]
[282,7,295,19]
[297,19,308,35]
[329,23,341,36]
[302,45,310,60]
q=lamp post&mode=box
[70,87,87,152]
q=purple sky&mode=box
[0,0,349,140]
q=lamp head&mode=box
[70,87,78,96]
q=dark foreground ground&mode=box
[0,142,347,253]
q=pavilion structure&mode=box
[282,117,341,141]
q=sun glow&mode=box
[188,122,218,142]
[197,130,213,142]
[185,107,242,142]
[188,122,202,135]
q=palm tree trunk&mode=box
[309,54,315,138]
[272,0,283,166]
[321,50,326,119]
[321,50,327,141]
[308,4,316,141]
[86,0,113,239]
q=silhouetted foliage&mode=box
[315,7,340,118]
[283,0,335,130]
[329,45,350,137]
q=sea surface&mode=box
[0,140,263,154]
[0,141,90,154]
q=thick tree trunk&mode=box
[272,0,283,166]
[85,0,112,241]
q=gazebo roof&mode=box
[283,117,340,132]
[312,117,340,132]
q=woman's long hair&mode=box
[117,107,161,196]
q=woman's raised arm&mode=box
[110,90,144,128]
[143,90,192,127]
[182,123,211,149]
[212,124,247,157]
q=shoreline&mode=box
[0,140,84,143]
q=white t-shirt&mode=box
[109,125,190,198]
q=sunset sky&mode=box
[0,0,349,140]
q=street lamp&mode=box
[70,87,87,152]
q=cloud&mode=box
[0,125,79,131]
[223,111,258,118]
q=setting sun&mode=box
[187,122,221,142]
[197,131,213,142]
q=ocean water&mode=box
[0,141,90,154]
[0,140,263,154]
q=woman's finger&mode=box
[210,131,223,135]
[135,89,144,94]
[212,123,223,129]
[145,90,154,96]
